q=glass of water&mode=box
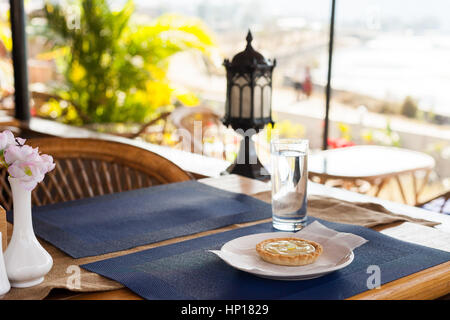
[270,138,308,231]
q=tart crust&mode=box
[256,237,323,266]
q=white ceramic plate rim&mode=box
[220,232,354,280]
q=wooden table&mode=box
[308,145,436,205]
[50,174,450,300]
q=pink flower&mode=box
[39,154,56,173]
[6,151,55,191]
[0,130,55,190]
[8,160,46,191]
[4,144,38,165]
[0,130,18,151]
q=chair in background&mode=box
[417,190,450,215]
[0,138,192,210]
[169,106,230,160]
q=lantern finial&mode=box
[246,30,253,47]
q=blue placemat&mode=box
[6,181,272,258]
[81,217,450,300]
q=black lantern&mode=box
[222,30,276,180]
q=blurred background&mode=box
[0,0,449,204]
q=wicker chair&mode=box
[170,106,228,159]
[417,190,450,215]
[0,138,192,210]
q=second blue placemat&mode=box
[81,218,450,300]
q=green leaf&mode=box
[42,0,217,124]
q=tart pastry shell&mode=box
[256,237,323,266]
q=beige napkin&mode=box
[308,195,440,228]
[210,220,368,276]
[251,191,439,228]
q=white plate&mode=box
[218,232,354,281]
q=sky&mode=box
[134,0,450,31]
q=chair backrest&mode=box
[170,106,227,158]
[0,138,192,210]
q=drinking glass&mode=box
[270,138,308,231]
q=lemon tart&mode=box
[256,237,323,266]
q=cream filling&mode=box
[263,239,316,256]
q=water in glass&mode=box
[271,142,308,231]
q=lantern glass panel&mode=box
[257,76,270,119]
[253,85,262,119]
[231,85,241,117]
[241,86,251,118]
[263,86,272,117]
[230,76,250,118]
[256,76,269,86]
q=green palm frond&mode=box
[41,0,216,124]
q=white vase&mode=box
[0,234,10,296]
[4,177,53,288]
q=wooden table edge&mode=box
[347,261,450,300]
[57,238,450,301]
[61,261,450,300]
